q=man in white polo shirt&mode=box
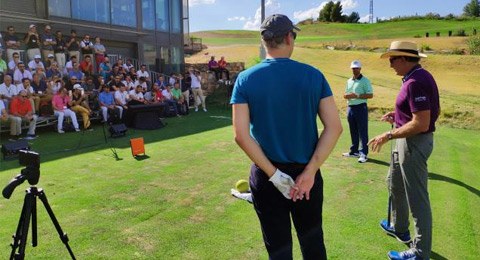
[189,67,206,112]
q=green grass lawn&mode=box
[0,107,478,259]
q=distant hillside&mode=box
[192,19,480,46]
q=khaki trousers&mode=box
[9,115,37,136]
[192,88,205,109]
[70,105,91,129]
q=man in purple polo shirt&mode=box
[207,56,221,82]
[368,41,440,260]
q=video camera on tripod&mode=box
[2,150,40,199]
[2,150,76,260]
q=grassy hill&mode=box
[192,19,480,48]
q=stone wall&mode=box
[185,62,245,95]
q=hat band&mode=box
[389,49,419,55]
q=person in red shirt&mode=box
[80,55,94,77]
[9,90,37,140]
[218,56,230,81]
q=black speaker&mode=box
[1,140,30,160]
[109,124,127,138]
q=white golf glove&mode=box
[269,169,295,199]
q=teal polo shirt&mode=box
[230,58,332,163]
[345,74,373,106]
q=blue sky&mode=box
[188,0,471,32]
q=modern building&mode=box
[0,0,189,74]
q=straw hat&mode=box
[380,41,427,59]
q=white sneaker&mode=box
[75,128,81,132]
[203,108,207,112]
[195,107,198,112]
[58,129,65,134]
[358,154,368,163]
[342,152,360,158]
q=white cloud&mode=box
[359,14,371,23]
[228,16,246,22]
[293,0,358,21]
[293,2,328,21]
[341,0,358,10]
[190,0,215,7]
[243,0,281,30]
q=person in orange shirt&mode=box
[9,90,37,140]
[218,56,230,81]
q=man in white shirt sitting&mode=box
[115,85,129,117]
[162,85,180,117]
[28,55,45,72]
[0,75,18,111]
[128,85,147,105]
[136,64,150,83]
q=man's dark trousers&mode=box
[347,103,369,156]
[249,163,326,260]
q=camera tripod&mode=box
[9,186,76,260]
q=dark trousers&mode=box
[347,103,369,156]
[249,163,326,260]
[220,68,230,80]
[209,68,221,80]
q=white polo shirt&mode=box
[115,90,129,105]
[0,83,18,98]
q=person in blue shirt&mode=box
[98,85,121,123]
[231,14,343,260]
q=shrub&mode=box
[456,29,467,36]
[420,44,432,51]
[466,35,480,54]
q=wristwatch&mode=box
[387,131,393,140]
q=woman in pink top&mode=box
[52,88,80,133]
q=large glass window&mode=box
[72,0,110,24]
[111,0,137,27]
[155,0,169,32]
[171,0,181,33]
[48,0,71,18]
[142,0,156,30]
[143,43,157,69]
[171,46,182,72]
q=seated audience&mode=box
[33,65,47,81]
[208,56,221,81]
[28,55,45,72]
[218,56,230,80]
[122,75,135,91]
[108,75,125,92]
[128,85,147,105]
[162,85,180,117]
[68,62,84,81]
[65,76,80,91]
[169,73,177,86]
[99,57,111,80]
[123,58,134,71]
[46,62,62,79]
[82,76,100,106]
[32,73,53,112]
[47,75,63,95]
[13,62,33,85]
[136,64,150,83]
[52,87,80,133]
[8,52,22,73]
[156,75,167,90]
[17,78,40,113]
[70,84,92,130]
[135,76,148,93]
[45,53,56,70]
[64,55,77,73]
[80,55,94,77]
[0,75,17,110]
[0,100,8,124]
[114,85,129,114]
[99,85,122,122]
[127,67,137,81]
[172,81,187,115]
[8,90,37,140]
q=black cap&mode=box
[260,14,300,40]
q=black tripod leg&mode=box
[37,190,76,260]
[9,197,28,260]
[31,195,37,247]
[13,193,35,260]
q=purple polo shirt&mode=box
[208,60,218,69]
[395,65,440,133]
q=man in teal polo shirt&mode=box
[342,60,373,163]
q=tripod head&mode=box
[2,150,40,199]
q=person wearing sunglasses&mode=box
[8,90,37,140]
[368,41,440,260]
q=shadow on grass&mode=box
[134,155,150,161]
[0,107,232,171]
[431,251,450,260]
[367,158,390,167]
[429,172,480,198]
